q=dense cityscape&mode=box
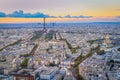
[0,22,120,80]
[0,0,120,80]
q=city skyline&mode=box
[0,0,120,23]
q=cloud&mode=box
[49,16,57,18]
[0,10,93,18]
[0,12,6,17]
[116,16,120,18]
[64,15,93,18]
[7,10,49,18]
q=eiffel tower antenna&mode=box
[43,17,45,29]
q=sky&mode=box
[0,0,120,23]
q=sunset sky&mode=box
[0,0,120,23]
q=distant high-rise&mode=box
[43,18,47,33]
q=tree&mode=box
[118,48,120,52]
[0,77,2,80]
[20,53,30,57]
[97,50,105,55]
[110,59,114,64]
[49,63,56,66]
[20,58,29,68]
[95,45,100,53]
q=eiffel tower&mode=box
[43,18,47,33]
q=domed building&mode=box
[103,34,112,44]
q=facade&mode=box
[40,69,56,80]
[13,74,34,80]
[11,69,35,80]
